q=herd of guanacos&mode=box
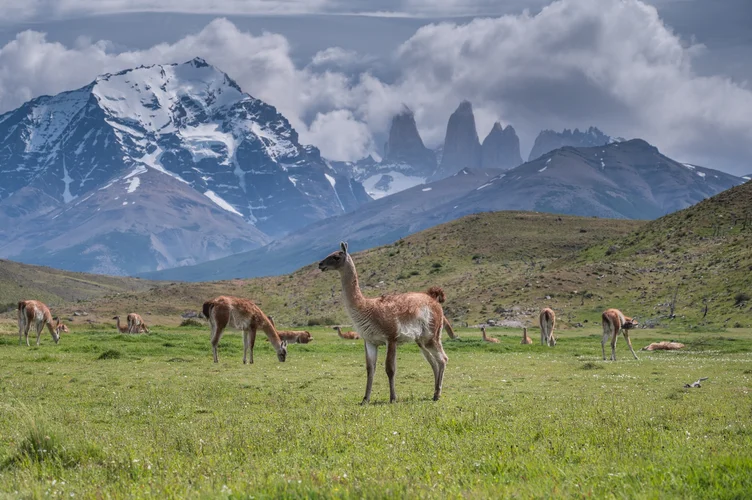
[12,242,671,403]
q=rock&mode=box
[383,107,437,177]
[481,122,522,170]
[181,311,199,319]
[528,126,611,161]
[432,101,481,180]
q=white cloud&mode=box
[0,0,751,171]
[307,110,375,161]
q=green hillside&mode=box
[18,211,641,327]
[0,259,153,313]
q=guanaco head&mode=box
[299,331,313,343]
[112,316,119,320]
[318,242,348,272]
[277,340,288,362]
[51,317,63,344]
[623,317,638,330]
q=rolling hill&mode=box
[0,259,154,313]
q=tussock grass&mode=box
[97,349,122,360]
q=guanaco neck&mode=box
[481,327,487,340]
[339,256,366,312]
[257,314,284,353]
[335,326,343,338]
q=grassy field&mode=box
[2,323,751,498]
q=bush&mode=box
[734,292,750,305]
[97,349,122,360]
[179,318,203,327]
[307,317,336,327]
[431,262,443,269]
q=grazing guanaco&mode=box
[202,296,288,364]
[333,326,360,340]
[425,286,457,339]
[17,300,65,346]
[481,326,499,343]
[601,308,639,361]
[319,242,448,403]
[539,308,556,347]
[127,313,149,334]
[113,315,147,334]
[521,327,533,344]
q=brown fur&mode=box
[539,308,556,346]
[601,308,639,361]
[203,296,287,364]
[481,326,499,343]
[267,330,313,344]
[319,242,448,403]
[424,287,456,339]
[641,341,684,351]
[113,315,148,334]
[521,327,533,344]
[333,326,360,339]
[17,300,63,346]
[127,313,149,334]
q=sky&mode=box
[0,0,750,174]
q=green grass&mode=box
[2,326,752,498]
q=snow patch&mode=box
[361,172,425,200]
[126,177,140,194]
[204,190,243,217]
[325,173,345,211]
[696,171,706,178]
[538,166,547,173]
[422,187,432,192]
[546,158,551,164]
[476,183,492,190]
[62,162,76,203]
[288,176,298,187]
[682,163,696,170]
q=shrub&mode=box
[97,349,122,360]
[734,292,750,305]
[179,318,203,327]
[307,317,336,327]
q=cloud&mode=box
[0,0,751,172]
[306,110,375,161]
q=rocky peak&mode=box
[528,126,611,161]
[433,100,482,180]
[383,106,436,176]
[481,122,522,170]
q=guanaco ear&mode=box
[340,241,348,254]
[281,340,288,348]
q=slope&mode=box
[0,259,154,312]
[451,139,744,220]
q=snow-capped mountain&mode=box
[0,58,369,275]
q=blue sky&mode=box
[1,0,750,173]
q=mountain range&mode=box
[0,58,745,279]
[334,102,523,199]
[0,58,370,275]
[144,138,745,281]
